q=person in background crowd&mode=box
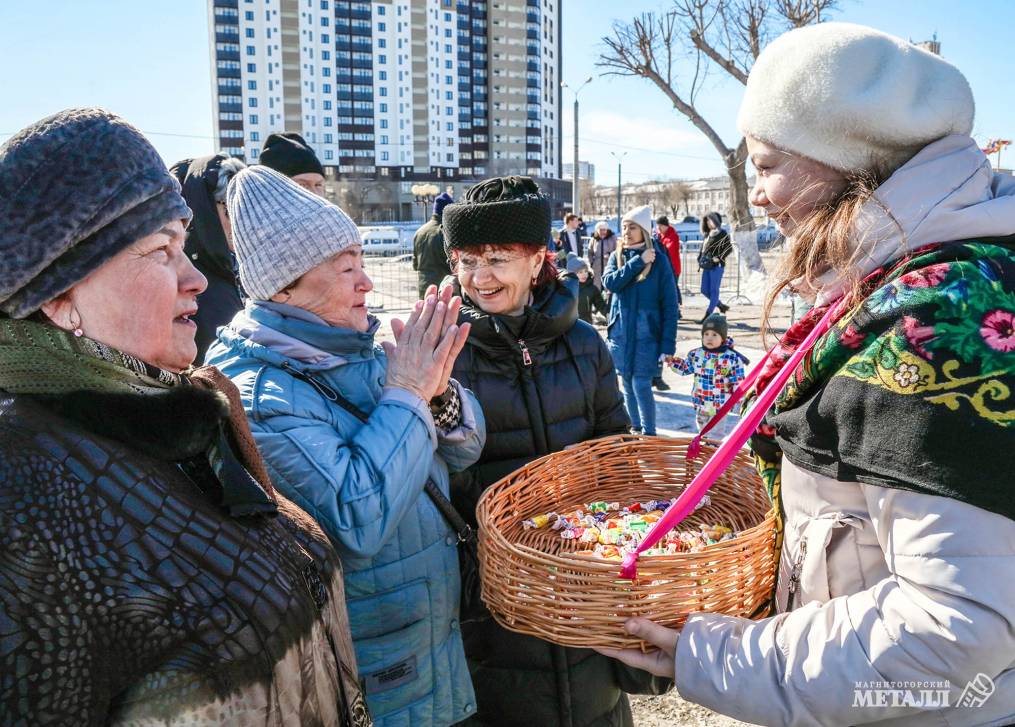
[698,211,732,321]
[651,215,684,390]
[587,220,618,292]
[0,108,370,726]
[259,131,326,196]
[413,191,454,298]
[206,166,484,726]
[567,253,608,325]
[604,204,678,436]
[557,212,583,257]
[599,23,1015,727]
[442,176,668,727]
[170,153,246,361]
[667,313,748,438]
[576,215,589,242]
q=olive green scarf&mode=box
[0,318,184,395]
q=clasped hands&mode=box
[383,284,470,403]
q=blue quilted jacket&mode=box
[207,301,485,727]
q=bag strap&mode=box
[620,298,847,580]
[281,361,475,545]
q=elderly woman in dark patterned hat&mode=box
[442,176,669,727]
[0,108,377,725]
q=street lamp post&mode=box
[410,183,440,223]
[561,76,593,217]
[609,150,628,231]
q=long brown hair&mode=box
[760,166,894,343]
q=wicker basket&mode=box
[476,434,778,649]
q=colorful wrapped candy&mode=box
[521,495,736,561]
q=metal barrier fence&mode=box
[362,236,786,313]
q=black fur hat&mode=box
[0,108,191,318]
[442,176,551,251]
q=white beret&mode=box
[737,22,974,173]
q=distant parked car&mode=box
[359,226,412,256]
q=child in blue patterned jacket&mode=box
[668,313,749,438]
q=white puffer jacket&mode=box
[673,136,1015,726]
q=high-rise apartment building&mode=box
[208,0,565,221]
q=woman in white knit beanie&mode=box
[600,22,1015,727]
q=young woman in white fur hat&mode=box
[599,22,1015,726]
[602,204,679,435]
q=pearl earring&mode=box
[69,309,83,337]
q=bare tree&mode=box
[598,0,835,230]
[659,181,692,218]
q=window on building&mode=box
[248,80,257,90]
[324,117,333,126]
[246,63,256,72]
[379,87,387,97]
[249,149,259,159]
[324,150,334,160]
[250,131,260,142]
[378,39,386,48]
[322,67,331,76]
[248,97,258,107]
[321,16,329,26]
[446,153,454,162]
[379,54,387,64]
[445,91,453,100]
[245,10,254,20]
[381,151,390,161]
[249,114,258,124]
[380,119,388,128]
[380,135,388,144]
[380,103,388,112]
[323,83,331,93]
[321,0,328,8]
[379,70,387,81]
[378,22,386,31]
[323,100,332,110]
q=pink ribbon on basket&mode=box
[619,299,847,580]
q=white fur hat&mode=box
[737,22,974,173]
[622,204,653,239]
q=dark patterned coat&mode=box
[449,278,668,727]
[0,386,367,726]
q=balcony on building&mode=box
[352,92,372,102]
[216,50,240,62]
[335,38,351,50]
[350,7,370,20]
[527,94,539,105]
[336,91,353,101]
[219,120,244,131]
[350,25,370,36]
[213,0,238,7]
[458,18,470,31]
[526,61,539,73]
[351,41,371,53]
[218,84,241,95]
[526,45,539,56]
[215,31,239,43]
[526,29,538,40]
[218,103,242,113]
[351,58,373,69]
[457,49,471,62]
[217,67,241,78]
[527,110,539,120]
[526,78,539,89]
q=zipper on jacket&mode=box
[786,537,807,611]
[518,339,533,366]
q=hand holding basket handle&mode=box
[619,299,846,580]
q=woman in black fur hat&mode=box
[442,176,669,727]
[0,108,371,726]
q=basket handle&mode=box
[620,298,846,580]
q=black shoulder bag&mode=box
[281,363,485,620]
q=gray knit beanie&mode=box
[0,108,192,318]
[227,166,361,300]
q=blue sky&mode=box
[2,1,1013,185]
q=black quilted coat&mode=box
[450,277,669,727]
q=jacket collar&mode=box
[455,276,578,355]
[219,300,379,371]
[817,134,1015,303]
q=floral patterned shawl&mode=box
[751,239,1015,534]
